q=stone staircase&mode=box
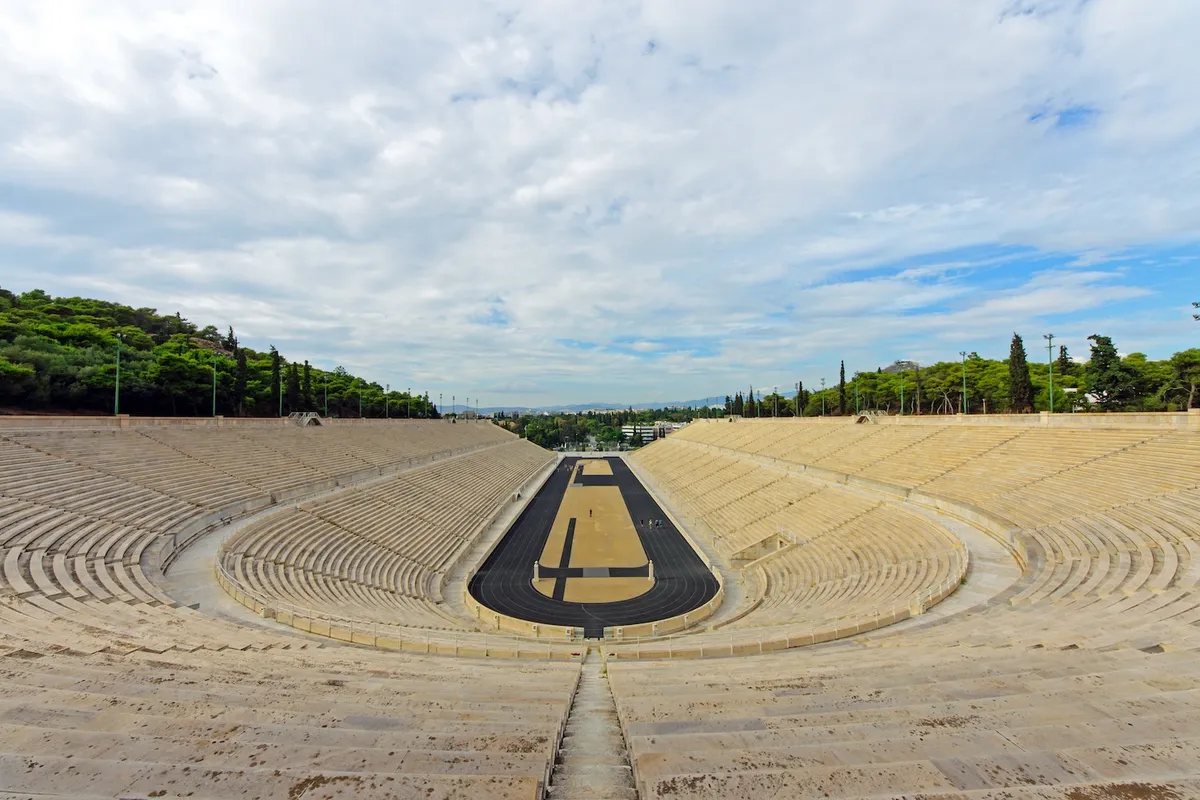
[549,647,637,799]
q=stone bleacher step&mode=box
[548,652,637,799]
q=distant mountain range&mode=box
[476,399,724,414]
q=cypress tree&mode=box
[302,360,313,411]
[733,392,744,416]
[269,346,281,415]
[1055,345,1072,378]
[1086,334,1136,410]
[838,361,847,415]
[233,348,248,417]
[1008,332,1035,413]
[914,366,923,415]
[796,381,804,417]
[285,363,301,412]
[746,386,756,418]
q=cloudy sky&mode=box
[1,1,1197,406]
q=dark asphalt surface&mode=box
[467,456,720,638]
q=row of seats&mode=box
[655,422,1200,652]
[614,419,1200,794]
[608,640,1200,798]
[0,420,578,797]
[631,441,967,640]
[222,440,553,629]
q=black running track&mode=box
[468,457,720,638]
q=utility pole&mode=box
[1044,333,1055,413]
[114,333,123,415]
[959,351,968,414]
[773,386,778,418]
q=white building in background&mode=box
[620,421,687,443]
[621,424,656,442]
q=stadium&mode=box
[4,2,1200,798]
[2,409,1199,798]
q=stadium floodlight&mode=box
[959,351,968,414]
[1044,333,1055,413]
[113,332,123,416]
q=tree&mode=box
[223,326,238,351]
[745,387,756,418]
[795,381,805,417]
[1164,349,1200,410]
[233,348,248,416]
[838,361,847,415]
[302,361,313,411]
[1086,335,1137,410]
[1055,345,1072,378]
[912,365,923,415]
[732,392,744,416]
[1008,333,1034,413]
[269,346,281,415]
[285,363,301,412]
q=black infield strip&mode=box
[551,519,576,601]
[467,456,720,638]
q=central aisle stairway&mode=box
[549,648,638,799]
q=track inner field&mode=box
[467,456,720,638]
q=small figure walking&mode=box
[589,509,593,518]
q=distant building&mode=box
[621,424,656,443]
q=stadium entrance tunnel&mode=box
[467,456,721,638]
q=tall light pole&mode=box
[900,370,905,416]
[114,333,123,416]
[439,392,443,418]
[408,387,412,419]
[386,383,390,419]
[212,350,218,417]
[358,380,362,418]
[1044,333,1055,413]
[855,376,860,415]
[278,367,283,418]
[453,395,456,417]
[323,372,328,417]
[821,378,826,417]
[773,386,778,418]
[959,351,968,414]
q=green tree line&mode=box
[725,333,1198,417]
[498,406,716,450]
[0,287,438,418]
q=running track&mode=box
[467,456,720,638]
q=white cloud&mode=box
[0,0,1197,405]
